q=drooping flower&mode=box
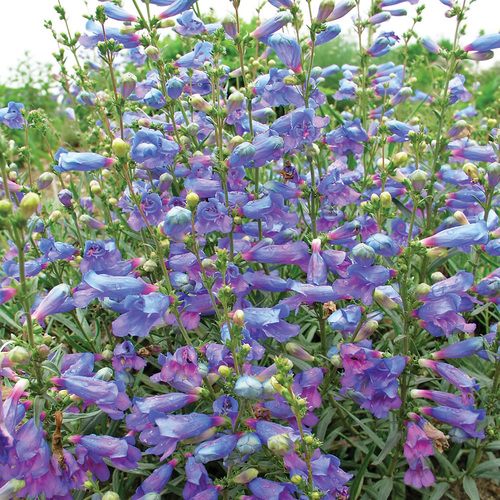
[54,148,115,173]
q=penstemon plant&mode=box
[1,0,500,498]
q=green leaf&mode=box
[429,482,450,500]
[376,477,393,500]
[463,476,480,500]
[350,442,377,500]
[347,154,357,171]
[0,307,22,332]
[317,407,335,443]
[34,396,45,427]
[392,198,424,228]
[472,458,500,477]
[372,429,401,466]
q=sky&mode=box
[1,0,499,86]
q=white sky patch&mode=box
[1,0,499,85]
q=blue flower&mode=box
[0,102,26,129]
[54,148,115,173]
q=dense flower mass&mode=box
[0,0,499,498]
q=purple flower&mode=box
[420,220,489,253]
[132,460,176,500]
[54,148,115,173]
[163,206,192,242]
[271,107,329,151]
[52,375,132,419]
[80,238,141,276]
[111,292,172,337]
[0,102,26,129]
[151,346,203,393]
[143,88,166,109]
[315,24,342,45]
[419,406,485,441]
[31,284,74,323]
[158,0,198,18]
[334,78,357,100]
[79,19,140,48]
[419,359,480,404]
[72,271,158,308]
[71,434,142,470]
[367,32,400,57]
[283,450,353,498]
[194,433,241,463]
[268,33,302,73]
[195,199,232,234]
[112,341,148,374]
[103,2,137,21]
[251,11,293,38]
[366,233,403,257]
[126,393,199,432]
[127,193,166,231]
[174,41,213,68]
[183,455,220,499]
[404,421,435,489]
[327,305,363,336]
[340,342,406,418]
[448,74,472,104]
[421,36,441,54]
[463,33,500,52]
[332,263,393,305]
[130,129,180,169]
[166,76,184,99]
[324,119,368,155]
[241,193,299,231]
[175,11,205,36]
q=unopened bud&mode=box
[233,468,259,484]
[463,162,479,182]
[189,94,212,113]
[453,210,469,225]
[487,162,500,188]
[102,493,121,500]
[218,365,232,378]
[304,143,320,157]
[186,191,200,208]
[392,151,408,166]
[0,199,12,215]
[49,210,62,222]
[121,72,137,98]
[37,172,55,190]
[186,123,200,136]
[414,283,431,300]
[410,169,428,192]
[112,138,129,158]
[20,192,40,220]
[90,183,102,196]
[143,259,157,273]
[376,158,390,169]
[267,434,296,456]
[373,289,398,310]
[160,19,175,28]
[7,346,31,364]
[431,272,446,282]
[285,342,314,362]
[380,191,392,208]
[233,309,245,327]
[145,45,160,61]
[226,91,245,115]
[357,320,379,341]
[426,247,448,258]
[371,193,380,204]
[228,135,244,153]
[138,117,151,128]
